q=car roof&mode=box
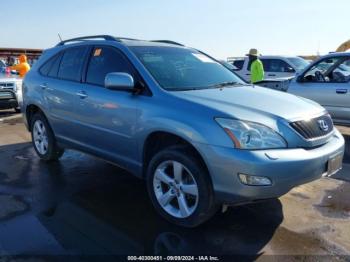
[259,55,302,59]
[34,35,195,71]
[54,35,187,48]
[120,39,187,48]
[321,52,350,58]
[229,55,304,62]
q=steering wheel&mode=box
[315,71,326,82]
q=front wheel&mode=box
[146,146,218,227]
[30,113,64,161]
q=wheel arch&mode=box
[142,131,212,182]
[25,104,46,131]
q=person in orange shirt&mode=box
[9,54,31,77]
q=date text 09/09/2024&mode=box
[127,256,220,261]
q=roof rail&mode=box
[150,40,184,46]
[56,35,119,46]
[115,37,141,41]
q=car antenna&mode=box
[58,33,63,42]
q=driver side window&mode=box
[331,58,350,83]
[303,57,349,83]
[86,46,135,86]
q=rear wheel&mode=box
[30,113,64,161]
[146,146,218,227]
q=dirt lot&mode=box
[0,110,349,260]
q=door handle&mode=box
[40,83,47,89]
[246,73,251,76]
[268,74,276,76]
[40,83,54,91]
[76,91,88,99]
[336,89,348,94]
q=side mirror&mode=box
[296,75,304,82]
[286,67,295,73]
[105,72,134,91]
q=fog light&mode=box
[238,173,272,186]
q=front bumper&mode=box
[195,129,345,204]
[0,90,18,109]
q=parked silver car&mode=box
[256,53,350,125]
[22,35,345,227]
[288,53,350,125]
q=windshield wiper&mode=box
[167,87,202,91]
[209,81,246,89]
[166,81,247,91]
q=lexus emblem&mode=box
[317,119,329,132]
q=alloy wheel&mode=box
[33,120,49,155]
[153,160,199,218]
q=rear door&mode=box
[42,46,89,142]
[75,46,140,168]
[238,57,250,81]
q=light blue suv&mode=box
[23,35,345,227]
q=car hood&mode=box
[0,73,22,82]
[172,85,325,122]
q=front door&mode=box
[289,56,350,123]
[75,46,141,168]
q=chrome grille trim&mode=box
[290,114,334,140]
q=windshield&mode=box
[130,46,244,91]
[286,57,309,71]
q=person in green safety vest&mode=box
[248,48,264,83]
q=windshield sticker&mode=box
[94,48,102,56]
[142,54,164,63]
[192,53,215,63]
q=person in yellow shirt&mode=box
[9,54,31,78]
[247,48,264,83]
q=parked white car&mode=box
[228,56,309,82]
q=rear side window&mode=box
[58,47,87,81]
[86,46,135,86]
[48,54,62,77]
[261,59,295,73]
[39,55,57,76]
[232,60,244,70]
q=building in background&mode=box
[0,48,42,66]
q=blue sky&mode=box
[1,0,349,59]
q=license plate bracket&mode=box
[326,153,343,177]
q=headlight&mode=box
[15,81,22,92]
[215,118,287,149]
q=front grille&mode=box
[290,114,334,140]
[0,91,15,100]
[0,82,15,89]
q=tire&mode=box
[30,112,64,161]
[146,146,218,227]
